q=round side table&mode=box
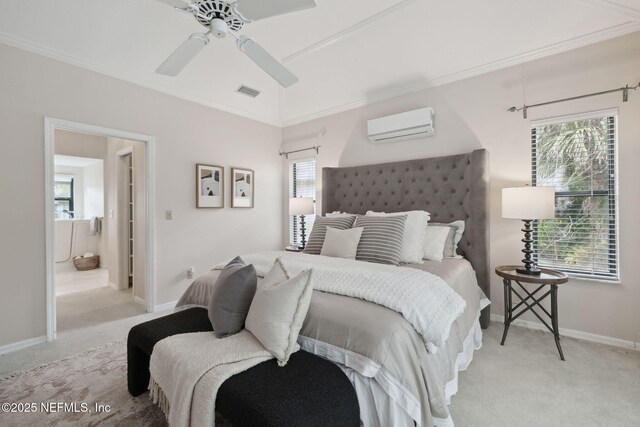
[495,265,569,360]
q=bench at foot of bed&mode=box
[127,307,360,427]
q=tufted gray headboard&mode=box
[322,149,490,328]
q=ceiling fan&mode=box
[155,0,317,87]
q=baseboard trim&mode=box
[490,314,639,351]
[155,300,178,312]
[0,335,47,356]
[134,296,146,306]
[108,281,120,291]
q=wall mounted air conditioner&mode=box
[367,107,435,143]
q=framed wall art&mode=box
[196,163,224,208]
[231,167,254,208]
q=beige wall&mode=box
[55,130,109,159]
[0,42,283,348]
[282,32,640,343]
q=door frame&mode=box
[44,117,157,341]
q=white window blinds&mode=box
[531,110,618,281]
[289,159,316,246]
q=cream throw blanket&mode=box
[216,252,466,352]
[149,330,272,427]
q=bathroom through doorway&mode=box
[44,119,156,341]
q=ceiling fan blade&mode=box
[156,33,209,77]
[233,0,316,22]
[236,36,299,87]
[155,0,191,8]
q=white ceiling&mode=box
[0,0,638,126]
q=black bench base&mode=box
[127,308,360,427]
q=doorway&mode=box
[44,118,156,341]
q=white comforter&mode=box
[215,252,466,352]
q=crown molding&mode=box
[2,18,638,130]
[283,0,419,63]
[574,0,640,20]
[282,21,640,127]
[0,31,282,127]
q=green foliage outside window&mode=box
[533,115,617,279]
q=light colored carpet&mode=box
[1,323,638,426]
[449,324,640,426]
[57,286,145,332]
[0,340,232,427]
[0,306,169,377]
[55,264,109,296]
[0,340,166,426]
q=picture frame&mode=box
[231,167,254,208]
[196,163,224,208]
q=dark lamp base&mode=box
[516,267,542,276]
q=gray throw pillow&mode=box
[208,256,257,338]
[353,215,407,265]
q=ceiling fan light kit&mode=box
[155,0,317,87]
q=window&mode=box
[531,110,618,281]
[54,174,75,218]
[289,159,316,246]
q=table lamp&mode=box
[289,197,314,249]
[502,186,555,275]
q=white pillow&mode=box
[320,227,363,259]
[448,220,465,250]
[366,210,430,264]
[422,225,451,262]
[430,220,465,257]
[263,258,289,283]
[325,211,354,218]
[245,260,314,366]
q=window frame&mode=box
[54,176,75,217]
[531,109,620,283]
[288,157,317,247]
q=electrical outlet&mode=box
[187,267,194,280]
[166,210,173,220]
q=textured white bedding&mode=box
[215,251,466,352]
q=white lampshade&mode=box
[502,186,555,220]
[289,197,314,216]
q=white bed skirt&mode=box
[314,315,484,427]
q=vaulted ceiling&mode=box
[1,0,638,126]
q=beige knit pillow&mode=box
[245,259,314,366]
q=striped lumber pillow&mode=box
[303,215,356,255]
[354,215,407,265]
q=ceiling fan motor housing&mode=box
[210,18,229,38]
[194,0,244,32]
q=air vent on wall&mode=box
[236,85,261,98]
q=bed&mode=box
[176,149,490,427]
